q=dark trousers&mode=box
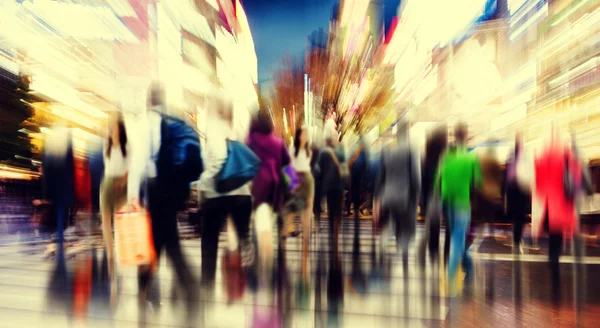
[327,190,343,252]
[506,183,530,245]
[512,213,527,245]
[138,179,196,302]
[201,195,252,288]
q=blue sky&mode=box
[242,0,401,88]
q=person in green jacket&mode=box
[435,122,482,294]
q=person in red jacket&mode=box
[533,126,581,265]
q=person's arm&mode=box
[197,137,227,193]
[410,148,422,200]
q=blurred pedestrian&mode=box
[136,83,198,317]
[198,95,253,295]
[282,127,315,245]
[247,108,290,266]
[373,119,421,262]
[314,129,346,253]
[437,122,482,294]
[504,132,530,253]
[532,125,582,267]
[418,124,448,262]
[99,112,132,305]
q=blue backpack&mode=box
[158,115,203,205]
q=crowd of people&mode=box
[35,83,596,323]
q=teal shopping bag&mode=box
[216,140,261,193]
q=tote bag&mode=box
[114,204,156,267]
[216,140,261,193]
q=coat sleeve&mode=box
[410,148,422,201]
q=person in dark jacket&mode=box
[417,124,447,263]
[504,132,530,253]
[314,132,346,253]
[137,83,198,318]
[374,120,421,261]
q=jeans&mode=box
[444,204,473,284]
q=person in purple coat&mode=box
[247,108,290,265]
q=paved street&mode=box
[0,218,598,327]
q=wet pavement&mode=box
[0,218,598,327]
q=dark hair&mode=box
[426,125,448,160]
[250,109,273,134]
[106,113,128,159]
[454,121,468,144]
[294,127,310,158]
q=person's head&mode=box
[294,126,310,157]
[148,82,166,108]
[454,121,468,146]
[427,124,448,158]
[250,108,273,135]
[107,112,127,158]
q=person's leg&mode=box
[549,232,563,264]
[448,208,470,288]
[99,178,115,282]
[443,204,452,267]
[201,198,228,289]
[329,191,343,253]
[303,175,315,253]
[139,179,167,307]
[229,196,253,267]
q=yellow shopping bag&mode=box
[114,204,156,267]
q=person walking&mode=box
[282,127,315,247]
[135,84,198,318]
[314,128,346,253]
[247,108,290,266]
[197,96,253,296]
[504,132,530,253]
[373,120,421,263]
[532,125,582,268]
[99,112,132,305]
[417,124,448,263]
[436,122,482,294]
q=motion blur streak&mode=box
[0,0,599,327]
